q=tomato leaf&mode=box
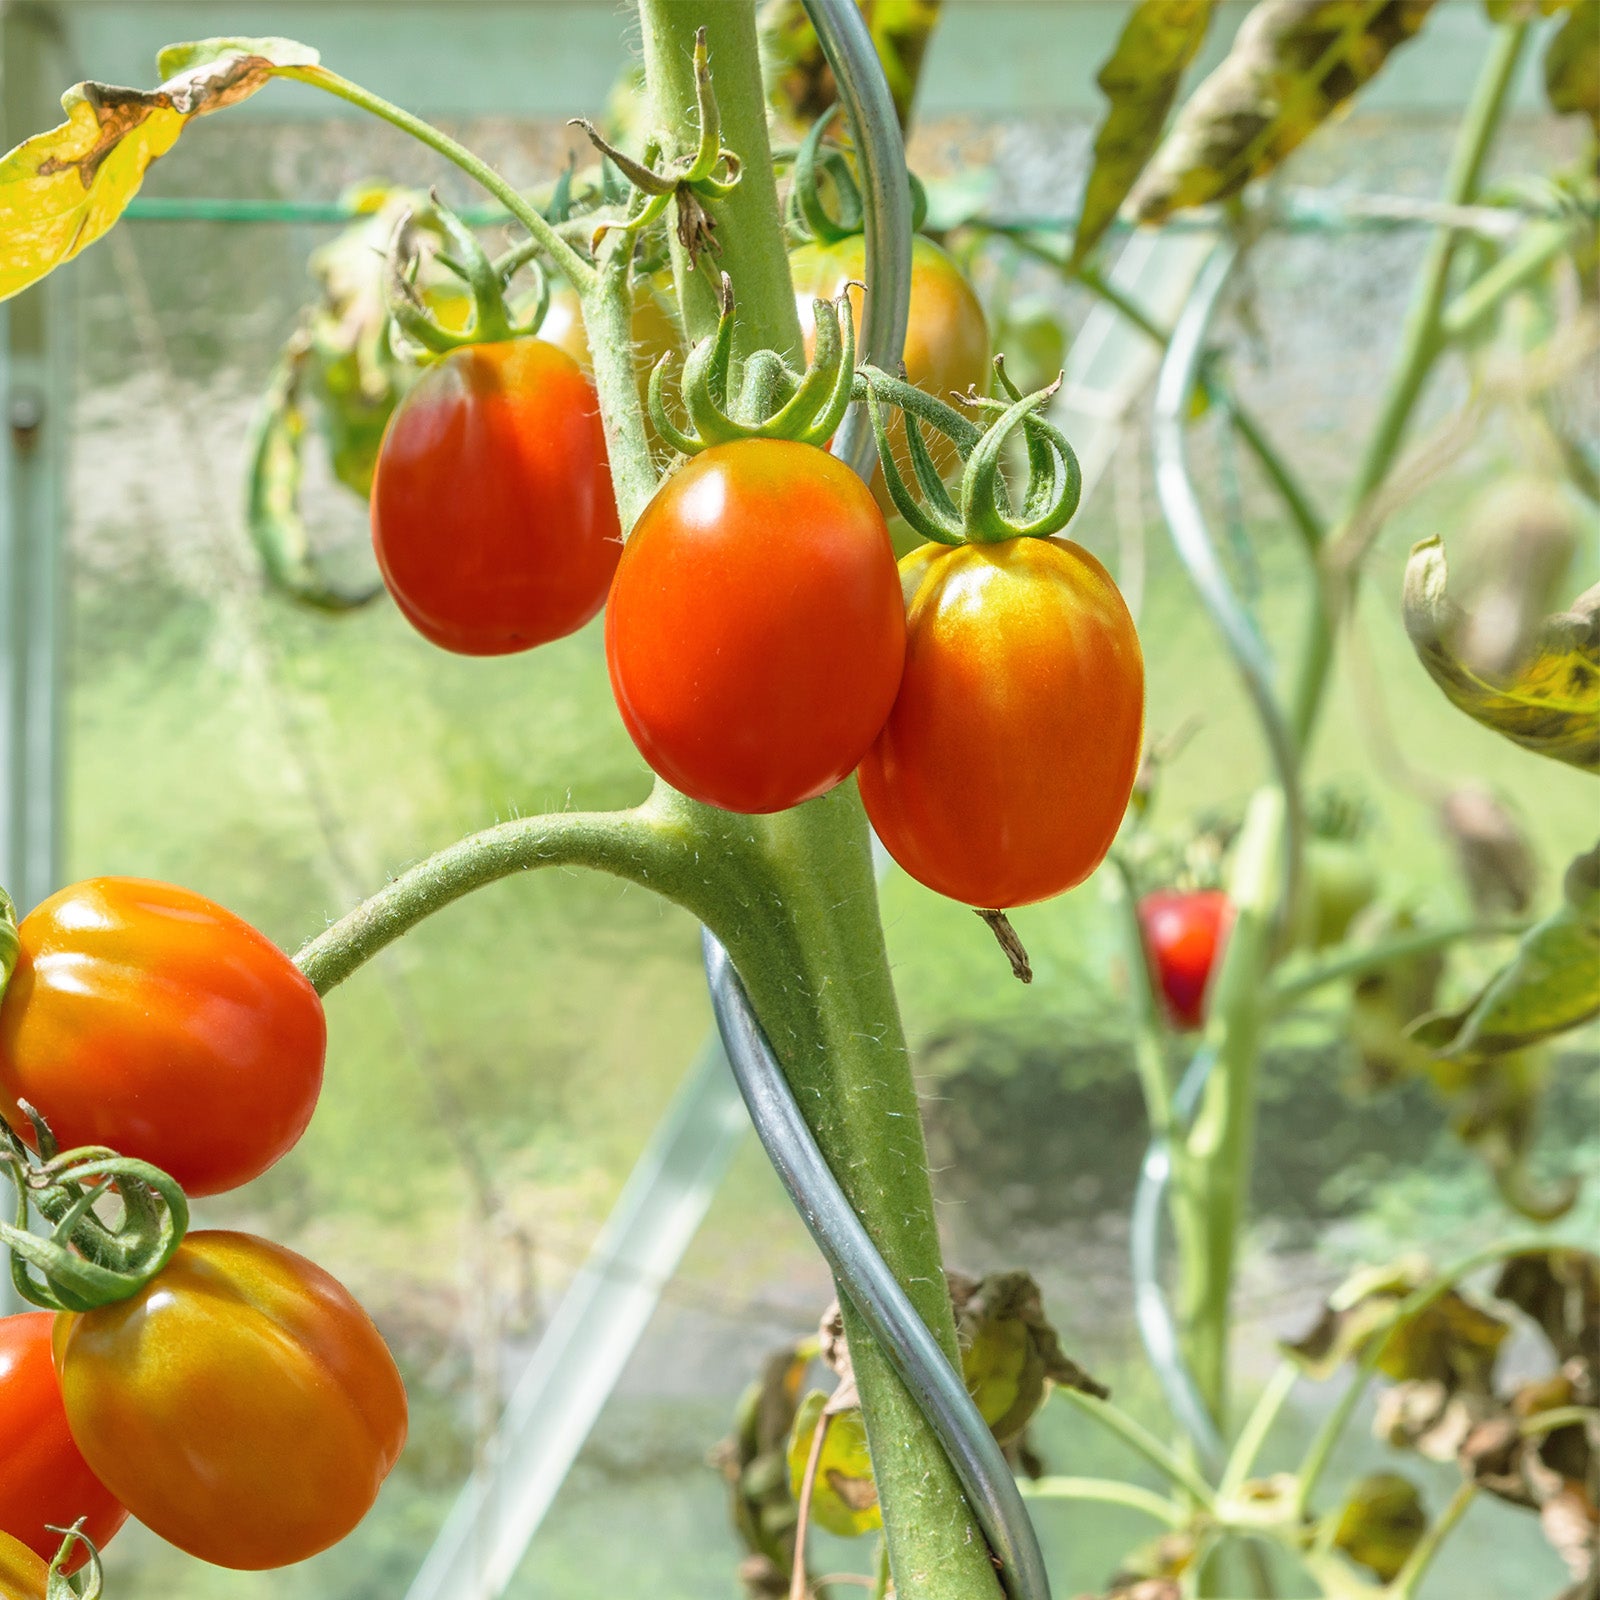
[1073,0,1216,264]
[1484,0,1576,18]
[1331,1473,1428,1583]
[1402,537,1600,772]
[0,37,322,302]
[1128,0,1437,222]
[785,1390,881,1538]
[1544,0,1600,133]
[1412,842,1600,1060]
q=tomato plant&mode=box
[0,1534,47,1600]
[859,537,1143,908]
[53,1231,408,1571]
[371,337,621,655]
[1136,889,1234,1032]
[0,878,325,1198]
[606,439,906,814]
[0,1316,124,1569]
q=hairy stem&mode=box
[583,232,661,528]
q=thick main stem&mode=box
[633,8,1002,1597]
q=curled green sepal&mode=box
[859,366,979,545]
[573,27,741,266]
[0,887,18,1010]
[649,275,856,453]
[1,1110,189,1314]
[959,356,1082,543]
[384,193,547,355]
[45,1521,103,1600]
[788,104,927,243]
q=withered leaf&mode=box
[0,37,323,302]
[1331,1472,1428,1582]
[1073,0,1217,264]
[1403,538,1600,772]
[1128,0,1438,221]
[1545,0,1600,134]
[786,1390,882,1538]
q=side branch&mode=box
[295,806,672,995]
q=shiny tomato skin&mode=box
[859,538,1144,908]
[792,235,990,497]
[0,878,325,1198]
[370,338,621,655]
[0,1316,125,1568]
[605,440,906,815]
[54,1231,408,1571]
[0,1533,46,1600]
[1137,889,1234,1031]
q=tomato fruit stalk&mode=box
[0,878,326,1198]
[54,1231,408,1571]
[1137,888,1234,1031]
[0,1316,125,1569]
[860,537,1144,908]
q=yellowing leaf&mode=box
[0,37,322,302]
[1332,1473,1428,1582]
[1128,0,1437,222]
[1486,0,1576,17]
[1545,0,1600,133]
[786,1391,881,1538]
[1403,538,1600,772]
[1074,0,1216,264]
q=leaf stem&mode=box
[281,66,595,293]
[1217,1363,1299,1501]
[1269,920,1525,1006]
[1020,1476,1189,1528]
[1390,1481,1476,1600]
[1055,1387,1219,1510]
[1438,218,1578,343]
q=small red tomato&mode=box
[0,878,326,1197]
[605,439,906,814]
[370,338,621,655]
[54,1231,408,1571]
[1137,889,1234,1030]
[859,538,1144,907]
[0,1315,125,1568]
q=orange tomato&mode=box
[0,1533,47,1600]
[859,537,1144,908]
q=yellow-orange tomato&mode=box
[859,538,1144,909]
[0,878,325,1198]
[791,234,990,497]
[0,1533,46,1600]
[54,1232,408,1571]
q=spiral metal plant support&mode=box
[1138,240,1307,1468]
[698,6,1050,1597]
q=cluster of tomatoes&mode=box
[370,222,1147,912]
[0,879,407,1584]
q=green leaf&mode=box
[1128,0,1438,222]
[786,1391,882,1538]
[0,37,321,302]
[1403,538,1600,772]
[1331,1473,1428,1583]
[1412,842,1600,1059]
[1545,0,1600,133]
[1074,0,1216,264]
[1485,0,1576,18]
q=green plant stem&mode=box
[1056,1388,1219,1510]
[1110,860,1174,1134]
[1390,1482,1476,1600]
[583,232,660,527]
[1295,18,1530,751]
[281,67,594,293]
[1439,218,1578,342]
[1217,1363,1299,1501]
[1021,1476,1188,1528]
[1518,1405,1597,1438]
[1269,919,1525,1006]
[634,9,998,1598]
[1294,1237,1547,1515]
[637,0,803,362]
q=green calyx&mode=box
[649,274,855,452]
[45,1522,103,1600]
[1,1108,189,1314]
[573,27,741,268]
[384,193,549,355]
[860,356,1082,546]
[787,104,927,246]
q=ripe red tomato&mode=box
[1137,889,1234,1031]
[605,439,906,814]
[859,538,1143,908]
[791,235,990,496]
[0,1533,47,1600]
[370,338,620,655]
[0,1315,125,1569]
[0,878,325,1198]
[54,1231,408,1571]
